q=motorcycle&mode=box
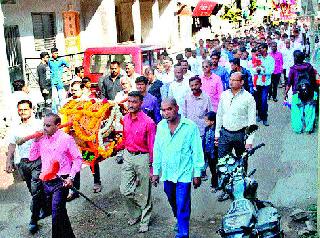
[216,125,284,238]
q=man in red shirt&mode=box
[117,91,156,233]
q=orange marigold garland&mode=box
[59,99,124,165]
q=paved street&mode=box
[0,90,318,238]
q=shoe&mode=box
[273,98,278,102]
[210,185,218,193]
[138,224,149,233]
[93,183,102,193]
[66,191,79,202]
[263,121,269,126]
[38,209,51,220]
[201,175,208,181]
[173,222,179,232]
[128,217,140,226]
[256,116,262,122]
[29,222,38,234]
[217,192,230,202]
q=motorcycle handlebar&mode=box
[247,143,265,157]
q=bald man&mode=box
[214,72,256,200]
[152,97,204,238]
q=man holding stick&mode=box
[29,113,82,238]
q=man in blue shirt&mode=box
[152,97,204,238]
[211,51,230,90]
[135,76,161,124]
[230,58,254,95]
[48,48,70,113]
[252,43,275,126]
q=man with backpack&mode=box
[285,50,317,134]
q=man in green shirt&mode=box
[152,97,204,238]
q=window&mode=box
[1,0,16,4]
[90,54,132,74]
[31,12,56,51]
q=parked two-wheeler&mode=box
[216,125,284,238]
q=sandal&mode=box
[93,183,102,193]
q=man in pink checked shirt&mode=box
[200,60,223,112]
[115,91,156,233]
[29,112,82,238]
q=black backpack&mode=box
[296,70,313,102]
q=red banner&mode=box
[192,0,217,17]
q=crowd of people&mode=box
[4,21,319,238]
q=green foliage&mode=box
[249,0,257,15]
[220,5,242,22]
[82,150,95,162]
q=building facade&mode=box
[0,0,195,99]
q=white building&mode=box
[0,0,194,100]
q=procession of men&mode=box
[2,19,319,238]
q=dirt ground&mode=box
[0,183,306,238]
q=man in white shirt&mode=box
[180,60,195,81]
[159,56,175,98]
[125,62,140,91]
[185,48,198,75]
[168,65,190,113]
[115,76,131,105]
[5,100,46,233]
[280,39,295,85]
[160,56,175,84]
[215,72,256,173]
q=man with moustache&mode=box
[211,51,230,91]
[29,113,82,238]
[5,100,46,234]
[152,97,204,238]
[116,91,156,233]
[99,61,123,100]
[168,65,190,113]
[215,72,256,200]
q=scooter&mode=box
[216,125,283,238]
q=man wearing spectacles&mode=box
[214,72,256,201]
[200,60,223,112]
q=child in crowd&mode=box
[202,111,218,189]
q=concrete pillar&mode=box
[145,0,160,44]
[169,0,179,49]
[132,0,142,43]
[179,15,193,48]
[0,4,12,115]
[152,0,160,30]
[100,0,117,44]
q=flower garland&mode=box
[59,99,124,163]
[98,104,123,149]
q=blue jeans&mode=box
[256,85,269,121]
[164,181,191,238]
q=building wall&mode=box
[80,0,117,48]
[2,0,81,59]
[140,1,153,43]
[117,2,134,43]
